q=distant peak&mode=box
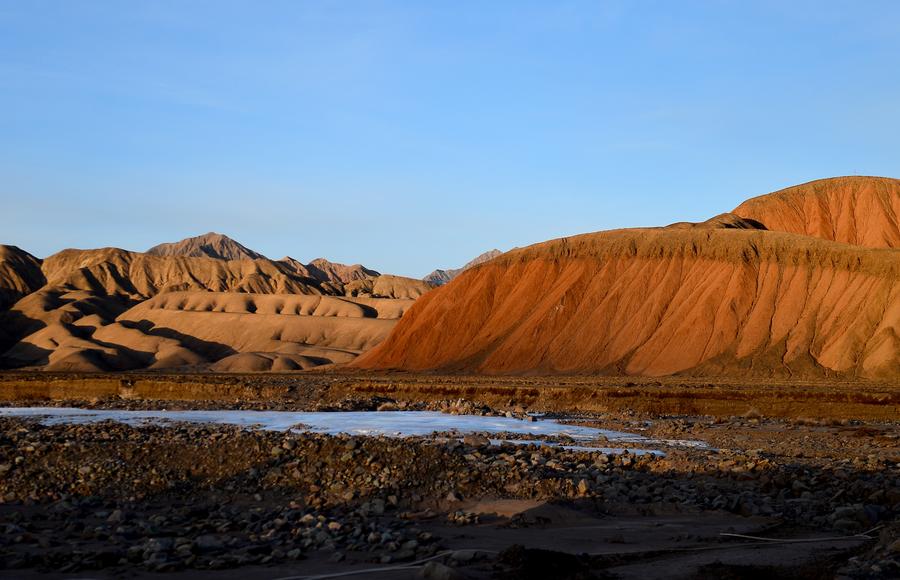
[146,233,266,261]
[304,258,379,284]
[424,249,504,285]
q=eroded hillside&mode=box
[0,238,431,372]
[356,177,900,379]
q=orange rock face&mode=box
[356,177,900,379]
[734,176,900,248]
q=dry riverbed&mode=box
[0,393,897,579]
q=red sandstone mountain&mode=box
[733,176,900,248]
[355,176,900,380]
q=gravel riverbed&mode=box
[0,399,897,578]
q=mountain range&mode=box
[0,234,436,372]
[3,176,899,379]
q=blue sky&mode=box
[1,1,899,277]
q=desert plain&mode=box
[0,177,898,579]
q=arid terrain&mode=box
[0,233,433,373]
[357,177,900,379]
[0,176,898,578]
[3,177,899,380]
[0,372,897,579]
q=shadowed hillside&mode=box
[0,237,431,372]
[0,245,44,311]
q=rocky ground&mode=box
[0,396,897,579]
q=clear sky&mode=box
[1,1,899,277]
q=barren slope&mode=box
[1,245,418,372]
[115,292,406,370]
[305,258,379,284]
[344,275,434,300]
[0,246,44,311]
[2,291,412,372]
[146,232,266,260]
[733,176,900,248]
[147,233,384,289]
[356,226,900,379]
[41,248,324,297]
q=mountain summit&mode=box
[424,249,503,285]
[147,232,266,261]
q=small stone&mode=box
[887,539,900,554]
[195,534,225,552]
[419,561,465,580]
[145,538,174,553]
[451,549,477,563]
[577,479,590,496]
[371,499,386,515]
[462,434,490,447]
[833,519,858,532]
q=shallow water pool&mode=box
[0,407,704,455]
